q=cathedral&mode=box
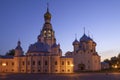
[0,7,101,73]
[65,33,101,71]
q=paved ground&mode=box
[0,73,120,80]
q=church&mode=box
[65,33,101,71]
[0,7,101,73]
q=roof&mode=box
[51,43,58,48]
[80,34,94,42]
[73,39,79,45]
[27,41,50,53]
[80,34,89,42]
[0,56,14,59]
[15,46,23,50]
[15,40,23,51]
[60,56,73,58]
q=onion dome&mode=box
[93,41,96,46]
[87,36,93,41]
[44,8,51,20]
[80,34,89,42]
[15,41,23,51]
[73,39,79,45]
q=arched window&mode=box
[38,69,40,72]
[12,62,14,66]
[45,61,47,65]
[38,61,41,65]
[22,61,24,65]
[6,62,8,66]
[62,61,64,65]
[67,61,70,65]
[33,61,35,65]
[55,61,57,65]
[68,69,70,72]
[55,70,58,72]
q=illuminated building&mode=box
[0,7,73,73]
[65,33,101,71]
[0,6,101,73]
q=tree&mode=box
[117,53,120,68]
[103,53,120,69]
[110,56,117,66]
[104,59,110,63]
[6,49,15,56]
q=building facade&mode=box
[65,33,101,71]
[0,7,101,73]
[0,8,73,73]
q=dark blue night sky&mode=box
[0,0,120,61]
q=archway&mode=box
[78,64,85,71]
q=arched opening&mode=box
[78,64,85,71]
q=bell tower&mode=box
[37,4,56,46]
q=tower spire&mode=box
[83,27,86,34]
[47,3,49,12]
[75,34,77,40]
[88,31,90,37]
[17,40,21,46]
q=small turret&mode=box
[73,39,79,52]
[15,40,23,56]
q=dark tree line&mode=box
[104,53,120,69]
[5,49,15,56]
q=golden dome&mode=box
[44,9,51,20]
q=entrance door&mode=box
[78,64,85,71]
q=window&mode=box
[28,61,30,65]
[45,61,47,65]
[55,61,57,65]
[62,61,64,65]
[32,70,35,72]
[33,61,35,65]
[91,50,93,52]
[48,30,51,33]
[22,61,24,65]
[47,34,51,37]
[44,30,46,33]
[6,62,8,66]
[22,70,24,72]
[12,62,14,66]
[55,70,58,72]
[38,61,41,65]
[12,69,14,71]
[68,69,70,72]
[67,61,70,65]
[38,69,40,72]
